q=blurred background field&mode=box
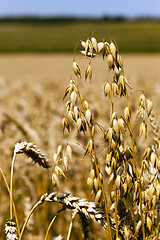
[1,0,160,239]
[0,53,160,239]
[0,19,160,53]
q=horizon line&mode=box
[0,14,160,21]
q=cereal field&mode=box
[0,52,160,239]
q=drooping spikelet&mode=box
[44,192,110,230]
[5,220,18,240]
[85,62,92,82]
[73,60,81,78]
[14,142,51,169]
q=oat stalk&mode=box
[108,69,114,116]
[75,76,112,239]
[126,91,145,240]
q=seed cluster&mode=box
[52,143,72,187]
[5,220,18,240]
[41,192,109,230]
[14,141,51,169]
[62,79,93,135]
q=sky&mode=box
[0,0,160,18]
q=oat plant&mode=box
[60,35,160,239]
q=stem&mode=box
[67,210,77,240]
[126,90,145,240]
[67,139,86,150]
[92,119,106,133]
[114,183,118,239]
[19,201,41,240]
[94,158,112,239]
[10,150,16,220]
[75,76,112,239]
[0,167,20,237]
[44,215,57,240]
[44,207,65,240]
[108,69,114,115]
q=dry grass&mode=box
[0,48,160,239]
